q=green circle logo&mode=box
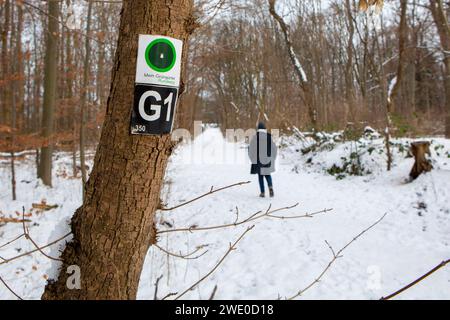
[145,38,176,73]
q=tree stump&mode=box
[409,141,433,180]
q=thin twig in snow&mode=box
[174,225,255,300]
[0,276,23,300]
[153,275,163,300]
[381,258,450,300]
[0,232,71,266]
[0,234,24,249]
[22,207,62,262]
[161,292,178,300]
[209,285,218,300]
[287,213,388,300]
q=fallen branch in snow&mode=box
[0,234,25,250]
[0,276,23,300]
[381,259,450,300]
[287,213,388,300]
[159,181,251,211]
[0,217,31,225]
[173,225,255,300]
[153,243,209,260]
[157,203,332,234]
[31,202,59,212]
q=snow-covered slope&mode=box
[0,128,449,300]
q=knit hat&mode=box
[257,121,266,130]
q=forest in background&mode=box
[0,0,449,301]
[1,0,449,136]
[0,0,449,184]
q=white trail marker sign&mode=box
[131,35,183,135]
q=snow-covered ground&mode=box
[0,128,449,300]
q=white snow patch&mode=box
[1,129,449,300]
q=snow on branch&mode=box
[387,76,397,103]
[268,0,308,84]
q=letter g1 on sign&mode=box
[131,35,183,135]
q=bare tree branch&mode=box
[160,181,250,211]
[161,292,178,300]
[174,225,255,300]
[0,234,24,250]
[0,232,71,266]
[287,213,388,300]
[158,204,332,235]
[381,259,450,300]
[21,0,106,45]
[154,243,209,260]
[209,284,218,300]
[22,207,62,262]
[0,276,23,300]
[153,275,163,300]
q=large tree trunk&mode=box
[38,0,60,186]
[42,0,194,300]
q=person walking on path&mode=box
[248,122,277,197]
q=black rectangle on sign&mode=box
[131,84,178,135]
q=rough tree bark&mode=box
[38,0,60,186]
[42,0,195,300]
[409,141,433,179]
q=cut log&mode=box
[31,203,58,211]
[409,141,433,180]
[0,217,31,225]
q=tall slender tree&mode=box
[38,0,60,186]
[79,0,93,198]
[268,0,317,131]
[429,0,450,138]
